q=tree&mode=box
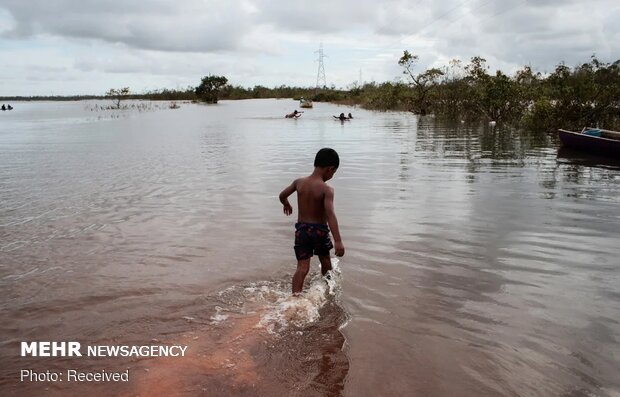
[435,58,471,119]
[464,56,489,81]
[398,50,443,115]
[195,75,228,103]
[106,87,130,109]
[536,56,620,130]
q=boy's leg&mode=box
[318,254,332,276]
[292,259,311,294]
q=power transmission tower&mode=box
[315,43,327,88]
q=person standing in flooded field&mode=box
[279,148,345,294]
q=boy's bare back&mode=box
[293,175,332,224]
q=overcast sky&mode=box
[0,0,618,96]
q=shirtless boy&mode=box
[279,148,345,294]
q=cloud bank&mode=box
[0,0,617,95]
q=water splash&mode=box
[211,258,343,334]
[257,258,342,333]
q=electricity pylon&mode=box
[315,43,327,88]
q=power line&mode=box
[390,0,530,59]
[409,0,474,37]
[408,0,528,40]
[359,1,530,82]
[429,0,496,34]
[379,0,484,54]
[474,0,528,28]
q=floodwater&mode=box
[1,99,619,397]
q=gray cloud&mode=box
[0,0,618,95]
[1,0,617,61]
[0,0,256,52]
[253,0,381,33]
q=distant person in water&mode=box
[333,113,347,121]
[347,113,353,119]
[1,104,5,111]
[279,148,345,294]
[7,104,13,110]
[285,109,302,118]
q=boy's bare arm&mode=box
[279,179,297,216]
[324,186,345,257]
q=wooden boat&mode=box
[299,98,313,108]
[557,146,620,168]
[558,127,620,158]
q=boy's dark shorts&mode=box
[294,222,333,260]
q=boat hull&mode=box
[558,129,620,159]
[299,98,313,108]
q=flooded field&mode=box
[1,99,619,396]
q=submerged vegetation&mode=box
[216,53,620,132]
[3,53,619,132]
[389,52,620,131]
[329,52,620,132]
[195,75,228,103]
[105,87,131,109]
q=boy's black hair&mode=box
[314,148,339,168]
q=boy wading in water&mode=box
[279,148,345,294]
